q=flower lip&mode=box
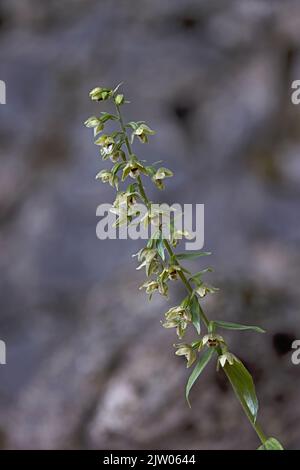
[202,334,225,348]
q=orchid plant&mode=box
[85,84,284,450]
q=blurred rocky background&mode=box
[0,0,300,450]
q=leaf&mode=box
[145,166,156,177]
[189,268,213,283]
[176,251,212,261]
[146,229,160,249]
[189,296,201,335]
[223,359,258,423]
[111,162,126,176]
[180,295,190,308]
[100,112,118,123]
[186,348,215,406]
[126,183,137,193]
[127,121,143,130]
[257,437,284,450]
[212,320,265,334]
[156,237,165,261]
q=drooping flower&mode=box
[95,169,118,188]
[217,352,239,370]
[89,87,112,101]
[139,280,159,294]
[135,248,160,276]
[109,149,125,163]
[195,283,219,298]
[165,306,192,322]
[166,265,182,280]
[152,167,173,190]
[174,343,197,368]
[202,334,225,348]
[162,305,192,338]
[131,123,155,144]
[94,134,115,159]
[84,116,102,128]
[122,158,147,180]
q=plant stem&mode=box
[163,238,210,328]
[115,102,267,447]
[116,103,133,156]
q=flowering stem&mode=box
[113,100,268,448]
[115,101,213,330]
[115,104,132,158]
[163,239,210,327]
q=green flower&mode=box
[109,149,125,163]
[95,169,111,183]
[163,317,188,339]
[195,283,219,298]
[157,279,169,297]
[85,112,118,136]
[135,248,160,276]
[162,305,192,339]
[141,206,172,228]
[167,265,182,280]
[113,190,138,210]
[131,123,155,144]
[202,334,225,348]
[170,229,192,247]
[122,158,147,180]
[94,135,115,159]
[95,169,118,189]
[165,306,192,322]
[110,190,139,227]
[217,352,239,370]
[139,280,159,294]
[89,87,112,101]
[84,116,101,128]
[174,343,197,368]
[152,167,173,190]
[84,116,104,137]
[141,208,161,227]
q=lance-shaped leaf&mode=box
[156,236,165,261]
[100,111,118,123]
[176,251,211,261]
[189,268,213,283]
[111,161,126,176]
[257,437,284,450]
[223,359,259,423]
[212,320,265,334]
[186,348,215,407]
[189,295,201,335]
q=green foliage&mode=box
[186,348,215,406]
[189,295,201,334]
[258,437,284,450]
[176,251,211,260]
[212,320,265,334]
[85,83,283,450]
[223,359,258,423]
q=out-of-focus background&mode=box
[0,0,300,450]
